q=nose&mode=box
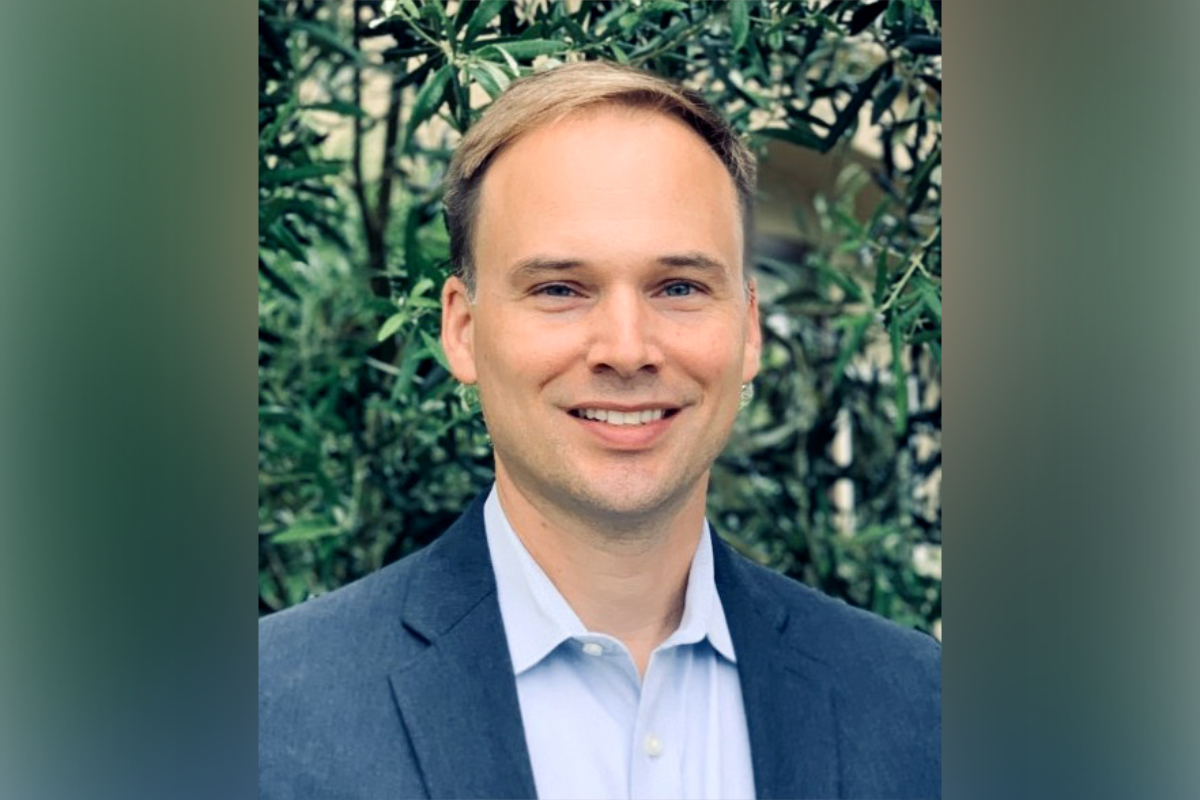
[586,289,663,379]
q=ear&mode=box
[741,278,762,384]
[440,275,478,384]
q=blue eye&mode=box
[663,282,697,297]
[537,284,577,297]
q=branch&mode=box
[878,227,939,314]
[361,65,406,296]
[376,71,404,247]
[351,1,370,230]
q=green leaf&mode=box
[421,0,447,28]
[814,261,864,302]
[481,58,513,90]
[260,162,343,186]
[412,277,434,297]
[561,14,591,45]
[895,297,924,330]
[907,0,939,30]
[832,313,873,387]
[758,123,828,152]
[406,63,452,141]
[889,317,908,435]
[259,256,299,301]
[919,281,941,323]
[259,197,332,234]
[447,67,471,131]
[906,145,941,213]
[479,38,567,61]
[745,33,771,81]
[885,0,903,25]
[377,312,407,342]
[872,247,890,307]
[847,1,888,35]
[270,521,341,544]
[909,329,941,346]
[285,19,364,65]
[643,0,687,14]
[258,94,298,151]
[391,336,428,399]
[266,222,308,263]
[467,62,505,100]
[871,77,903,125]
[825,61,888,144]
[258,325,283,346]
[420,329,451,371]
[394,57,437,93]
[481,42,520,75]
[900,34,941,55]
[593,3,628,36]
[464,0,506,44]
[731,0,750,51]
[300,100,366,118]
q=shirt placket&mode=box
[629,647,682,800]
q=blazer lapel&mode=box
[389,494,538,799]
[714,537,841,800]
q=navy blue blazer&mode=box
[259,491,941,799]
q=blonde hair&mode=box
[443,61,757,292]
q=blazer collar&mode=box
[713,535,842,800]
[388,490,842,800]
[388,490,539,799]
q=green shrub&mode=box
[259,0,941,634]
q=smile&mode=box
[569,408,678,426]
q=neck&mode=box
[494,470,708,676]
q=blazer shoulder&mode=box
[259,545,431,685]
[259,493,509,800]
[728,551,940,686]
[726,551,941,796]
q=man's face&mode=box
[441,106,760,524]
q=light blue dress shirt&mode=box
[483,487,756,800]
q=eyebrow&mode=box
[655,251,729,273]
[509,251,730,282]
[510,257,586,283]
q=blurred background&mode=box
[7,1,1200,798]
[258,0,943,635]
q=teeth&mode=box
[578,408,666,425]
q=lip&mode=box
[567,402,680,413]
[566,404,681,450]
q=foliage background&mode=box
[259,0,942,635]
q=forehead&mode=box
[472,106,742,280]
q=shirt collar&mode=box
[483,485,737,675]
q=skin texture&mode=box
[441,106,760,673]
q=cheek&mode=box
[679,324,746,377]
[473,320,580,390]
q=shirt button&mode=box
[644,734,664,757]
[582,642,604,657]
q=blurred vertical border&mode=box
[1,2,1198,800]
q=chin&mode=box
[561,471,700,525]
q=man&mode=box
[259,61,940,800]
